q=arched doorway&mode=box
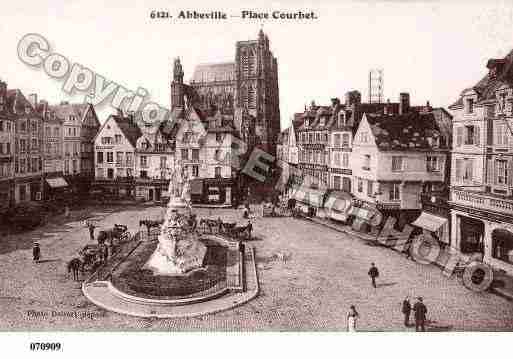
[492,228,513,265]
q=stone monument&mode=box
[144,161,207,275]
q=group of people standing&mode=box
[347,263,429,332]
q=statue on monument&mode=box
[145,159,206,275]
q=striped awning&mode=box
[412,212,447,233]
[46,177,68,188]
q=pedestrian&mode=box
[346,305,359,332]
[413,297,428,332]
[247,220,253,240]
[368,262,379,288]
[243,205,249,219]
[32,242,40,262]
[402,296,412,327]
[87,221,96,241]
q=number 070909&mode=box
[29,342,62,351]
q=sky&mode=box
[1,0,513,129]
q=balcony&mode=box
[451,187,513,215]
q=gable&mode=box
[352,115,377,148]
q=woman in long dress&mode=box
[347,305,359,332]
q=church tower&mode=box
[235,30,280,155]
[171,57,185,110]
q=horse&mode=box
[139,219,163,238]
[67,257,83,281]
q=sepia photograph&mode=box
[1,0,512,356]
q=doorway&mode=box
[148,188,154,201]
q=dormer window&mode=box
[338,112,345,127]
[498,92,507,114]
[25,106,31,114]
[466,98,474,114]
[319,117,325,126]
[305,119,309,128]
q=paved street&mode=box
[1,204,512,331]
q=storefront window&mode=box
[492,229,513,265]
[459,216,484,254]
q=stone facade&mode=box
[448,50,513,275]
[171,30,280,156]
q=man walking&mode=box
[32,242,40,262]
[87,221,96,241]
[402,296,412,327]
[368,262,379,288]
[413,297,428,332]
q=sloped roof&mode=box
[449,48,513,109]
[111,115,142,147]
[5,89,37,117]
[365,112,446,151]
[48,102,90,122]
[191,62,236,83]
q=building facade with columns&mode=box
[448,50,513,275]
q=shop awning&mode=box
[291,187,325,208]
[190,179,203,195]
[412,212,447,233]
[324,191,353,212]
[46,177,68,188]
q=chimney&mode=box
[399,92,410,115]
[330,98,340,108]
[384,99,391,115]
[27,93,38,108]
[426,100,432,112]
[0,80,6,110]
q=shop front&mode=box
[188,178,234,206]
[44,176,69,202]
[412,211,450,249]
[324,190,353,223]
[291,187,326,217]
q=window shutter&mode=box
[456,127,463,146]
[474,126,480,146]
[455,159,462,180]
[487,159,493,185]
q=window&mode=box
[496,160,508,185]
[392,156,403,172]
[73,142,78,155]
[160,156,167,169]
[463,159,473,181]
[466,98,474,114]
[139,170,147,178]
[101,137,112,145]
[140,155,147,167]
[333,176,341,190]
[427,156,439,172]
[334,134,341,147]
[32,158,38,173]
[107,168,114,179]
[342,153,349,168]
[20,139,26,152]
[116,152,123,165]
[183,132,192,143]
[72,160,77,174]
[126,168,133,177]
[357,178,363,193]
[216,133,223,143]
[53,127,59,137]
[360,132,369,143]
[125,152,133,166]
[192,149,200,160]
[19,185,26,201]
[20,121,27,132]
[181,149,188,160]
[367,180,374,197]
[464,125,479,145]
[192,165,199,178]
[114,134,122,144]
[333,152,341,166]
[97,152,104,164]
[64,159,69,174]
[342,133,350,147]
[215,167,221,178]
[363,154,371,170]
[389,183,400,201]
[495,122,509,146]
[106,152,113,163]
[73,127,77,136]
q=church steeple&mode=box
[171,57,185,110]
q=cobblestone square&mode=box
[1,204,512,331]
